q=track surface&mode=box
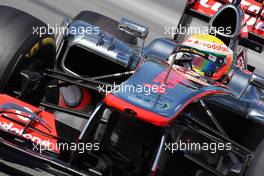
[0,0,264,175]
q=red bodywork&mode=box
[104,90,232,127]
[104,64,233,127]
[0,94,59,154]
[192,0,264,37]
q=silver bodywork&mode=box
[57,19,140,76]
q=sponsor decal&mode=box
[153,67,210,89]
[185,38,228,52]
[208,54,217,62]
[254,20,264,33]
[173,66,211,86]
[195,0,261,15]
[179,47,207,57]
[193,0,264,36]
[243,14,257,30]
[0,95,58,153]
[153,70,185,89]
[0,121,56,150]
[240,0,262,15]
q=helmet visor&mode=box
[179,47,226,76]
[191,54,225,75]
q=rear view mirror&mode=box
[247,109,264,125]
[119,18,149,58]
[237,73,264,99]
[118,18,149,39]
[250,73,264,89]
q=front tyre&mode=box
[0,6,56,105]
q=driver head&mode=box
[180,34,233,80]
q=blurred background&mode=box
[1,0,263,73]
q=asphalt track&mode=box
[0,0,263,175]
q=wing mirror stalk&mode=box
[238,73,264,99]
[118,18,149,58]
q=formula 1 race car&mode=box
[0,0,264,175]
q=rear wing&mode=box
[178,0,264,53]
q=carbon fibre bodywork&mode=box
[1,1,264,176]
[104,60,234,126]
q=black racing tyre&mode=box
[0,6,56,105]
[74,11,137,45]
[246,139,264,176]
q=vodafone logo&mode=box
[201,41,228,52]
[186,39,228,52]
[0,121,55,150]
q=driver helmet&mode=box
[179,34,233,80]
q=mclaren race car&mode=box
[0,0,264,175]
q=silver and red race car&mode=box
[0,0,264,175]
